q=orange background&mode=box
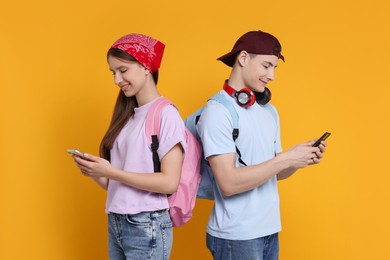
[1,0,389,259]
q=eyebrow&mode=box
[109,65,128,72]
[264,61,277,68]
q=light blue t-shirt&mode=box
[197,90,283,240]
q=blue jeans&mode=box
[108,210,172,260]
[206,232,279,260]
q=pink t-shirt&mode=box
[105,97,186,214]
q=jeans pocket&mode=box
[125,214,152,227]
[123,214,154,250]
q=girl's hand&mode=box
[72,153,112,178]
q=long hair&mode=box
[99,48,159,160]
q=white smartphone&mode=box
[67,149,85,158]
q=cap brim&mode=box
[217,51,239,67]
[279,53,285,62]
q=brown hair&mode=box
[99,48,159,160]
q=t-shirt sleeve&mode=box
[197,100,236,159]
[157,104,187,159]
[268,104,282,154]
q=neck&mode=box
[136,78,160,106]
[227,71,245,91]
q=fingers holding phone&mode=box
[67,149,85,158]
[67,149,112,178]
[312,132,331,148]
[67,149,90,176]
[67,149,96,162]
[312,132,331,161]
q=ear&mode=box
[144,66,151,76]
[236,51,249,67]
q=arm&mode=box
[209,140,324,196]
[198,100,327,196]
[208,153,288,196]
[73,143,183,194]
[89,176,109,190]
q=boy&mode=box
[197,30,327,260]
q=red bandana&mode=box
[111,33,165,73]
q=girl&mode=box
[71,33,186,259]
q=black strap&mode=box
[195,115,201,124]
[151,135,160,172]
[236,146,247,166]
[232,128,239,141]
[232,128,247,166]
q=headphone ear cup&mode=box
[236,88,255,108]
[255,87,272,105]
[222,82,256,108]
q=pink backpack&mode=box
[145,97,202,227]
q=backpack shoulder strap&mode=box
[145,97,173,172]
[210,92,239,137]
[210,92,246,166]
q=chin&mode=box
[255,85,266,93]
[123,91,135,97]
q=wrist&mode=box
[104,167,116,179]
[274,153,291,171]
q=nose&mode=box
[114,72,123,85]
[267,68,275,81]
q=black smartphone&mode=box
[312,132,331,147]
